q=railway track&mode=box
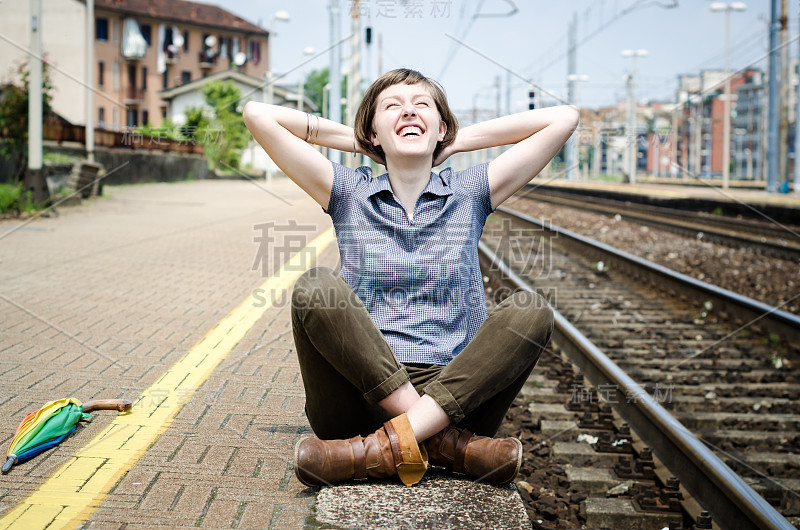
[517,186,800,261]
[479,205,800,529]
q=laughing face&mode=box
[370,82,447,163]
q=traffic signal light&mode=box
[528,89,535,110]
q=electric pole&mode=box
[26,0,47,203]
[796,3,800,193]
[766,0,780,192]
[377,33,383,77]
[328,1,342,164]
[694,95,703,177]
[778,0,789,190]
[86,0,95,163]
[346,0,361,168]
[622,49,647,185]
[565,13,577,181]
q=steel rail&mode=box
[477,240,794,530]
[520,185,800,250]
[496,205,800,347]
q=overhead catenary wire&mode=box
[437,0,518,79]
[437,0,486,79]
[526,0,678,79]
[670,32,800,113]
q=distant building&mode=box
[674,69,757,178]
[158,69,316,126]
[0,0,272,131]
[644,102,677,178]
[732,70,765,180]
[586,101,647,179]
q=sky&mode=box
[200,0,789,119]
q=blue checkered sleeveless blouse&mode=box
[325,161,494,365]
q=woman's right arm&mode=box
[242,102,361,210]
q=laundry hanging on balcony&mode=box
[157,25,184,74]
[157,24,166,73]
[122,18,146,59]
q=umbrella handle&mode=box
[82,399,133,413]
[2,455,16,474]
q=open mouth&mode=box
[397,125,423,138]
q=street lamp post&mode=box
[264,10,290,106]
[622,49,648,185]
[298,47,314,112]
[710,2,747,189]
[263,10,290,183]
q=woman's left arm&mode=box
[437,105,579,209]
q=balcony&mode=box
[125,88,145,105]
[198,50,217,69]
[165,48,179,65]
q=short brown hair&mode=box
[354,68,458,164]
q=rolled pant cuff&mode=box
[363,367,409,405]
[423,381,465,424]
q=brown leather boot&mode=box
[294,413,428,487]
[424,426,522,483]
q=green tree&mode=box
[0,60,54,184]
[184,81,249,170]
[303,68,347,119]
[304,68,328,114]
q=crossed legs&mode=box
[291,267,553,485]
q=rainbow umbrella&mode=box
[2,397,131,474]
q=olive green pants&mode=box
[291,267,553,439]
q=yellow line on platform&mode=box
[0,228,334,530]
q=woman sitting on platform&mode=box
[243,68,578,487]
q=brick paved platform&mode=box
[0,178,333,527]
[0,176,531,529]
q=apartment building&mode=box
[0,0,269,130]
[674,69,754,178]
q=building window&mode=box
[181,71,191,84]
[112,19,119,44]
[162,107,167,119]
[248,40,261,65]
[96,17,108,41]
[219,36,230,59]
[162,70,168,90]
[98,107,105,127]
[128,63,136,91]
[98,61,104,86]
[142,66,147,91]
[183,30,189,52]
[142,109,149,126]
[140,24,152,47]
[126,108,138,127]
[113,60,120,90]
